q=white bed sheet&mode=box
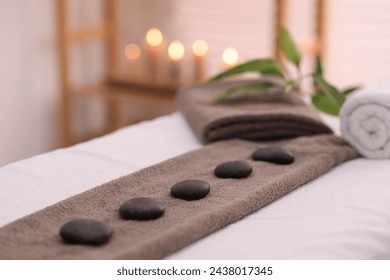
[1,113,390,259]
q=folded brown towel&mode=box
[177,79,333,143]
[0,135,357,259]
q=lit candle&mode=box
[124,43,141,80]
[192,40,208,82]
[145,28,163,81]
[168,40,185,84]
[222,47,239,70]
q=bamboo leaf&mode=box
[315,56,323,75]
[313,74,345,105]
[207,59,284,82]
[280,27,301,67]
[312,57,323,88]
[214,81,278,102]
[342,86,360,95]
[312,91,341,116]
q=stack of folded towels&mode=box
[341,81,390,159]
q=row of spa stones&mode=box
[60,146,295,245]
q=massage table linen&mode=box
[1,113,389,259]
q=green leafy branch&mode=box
[207,27,360,116]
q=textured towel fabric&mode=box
[177,79,333,143]
[0,135,357,259]
[340,82,390,159]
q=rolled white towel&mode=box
[340,82,390,159]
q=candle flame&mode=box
[168,41,185,61]
[146,28,163,47]
[222,48,239,66]
[192,40,208,57]
[124,43,141,60]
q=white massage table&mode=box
[1,113,389,259]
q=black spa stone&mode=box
[214,160,253,179]
[171,179,211,200]
[252,147,295,164]
[59,219,112,245]
[119,197,165,220]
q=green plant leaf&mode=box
[280,27,301,67]
[313,74,345,105]
[284,79,300,92]
[207,59,284,82]
[312,57,323,88]
[315,56,323,75]
[312,91,341,116]
[214,81,278,102]
[342,86,360,95]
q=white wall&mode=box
[0,0,59,167]
[0,0,107,167]
[327,0,390,87]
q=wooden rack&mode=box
[275,0,326,59]
[56,0,178,146]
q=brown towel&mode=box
[177,79,333,143]
[0,135,357,259]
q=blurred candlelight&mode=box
[124,43,141,79]
[168,40,185,84]
[192,40,208,82]
[168,40,185,61]
[124,43,141,60]
[192,40,208,57]
[146,28,163,47]
[145,28,164,81]
[222,47,239,69]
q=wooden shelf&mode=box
[68,79,178,106]
[67,78,178,138]
[106,73,180,95]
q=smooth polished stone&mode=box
[60,219,112,245]
[119,197,165,220]
[171,179,211,201]
[252,147,295,164]
[214,160,253,179]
